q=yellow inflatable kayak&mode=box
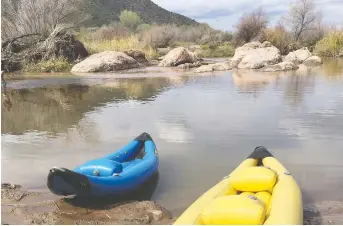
[174,146,303,225]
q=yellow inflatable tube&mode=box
[173,146,303,225]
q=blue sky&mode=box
[152,0,343,31]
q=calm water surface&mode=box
[2,59,343,215]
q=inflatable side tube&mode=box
[104,132,154,162]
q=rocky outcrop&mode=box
[71,51,139,73]
[231,41,282,69]
[303,56,323,67]
[159,47,199,67]
[1,26,89,72]
[195,62,232,73]
[123,49,149,64]
[259,62,299,72]
[284,47,312,64]
[230,42,324,72]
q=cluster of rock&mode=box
[150,42,323,73]
[230,41,322,72]
[70,42,323,74]
[156,47,232,73]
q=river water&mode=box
[2,58,343,216]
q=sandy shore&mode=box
[2,183,343,225]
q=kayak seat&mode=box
[75,158,123,177]
[240,191,272,217]
[200,195,266,225]
[121,159,143,170]
[229,166,277,192]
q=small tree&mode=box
[235,7,268,43]
[287,0,318,41]
[119,10,142,30]
[1,0,90,39]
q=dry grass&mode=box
[314,30,343,57]
[79,35,158,60]
[22,58,73,73]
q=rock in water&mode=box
[238,46,282,69]
[124,49,149,64]
[195,62,232,73]
[260,62,299,72]
[284,47,312,64]
[303,56,323,67]
[230,42,261,67]
[230,41,281,69]
[71,51,140,73]
[158,47,199,67]
[177,61,202,69]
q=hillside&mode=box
[82,0,199,27]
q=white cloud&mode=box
[153,0,343,30]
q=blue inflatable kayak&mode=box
[47,132,159,196]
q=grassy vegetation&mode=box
[22,58,73,73]
[79,35,158,59]
[314,30,343,57]
[197,42,235,58]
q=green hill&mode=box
[82,0,199,27]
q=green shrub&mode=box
[314,30,343,57]
[119,10,142,30]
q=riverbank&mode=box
[1,183,174,225]
[2,183,343,225]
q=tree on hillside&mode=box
[235,7,268,43]
[287,0,319,41]
[1,0,89,39]
[119,10,142,30]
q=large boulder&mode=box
[303,56,323,67]
[231,41,281,69]
[71,51,139,73]
[238,46,282,69]
[123,49,148,64]
[159,47,199,67]
[260,62,299,72]
[284,47,312,64]
[195,62,232,73]
[230,42,261,67]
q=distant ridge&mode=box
[83,0,199,27]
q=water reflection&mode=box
[282,74,316,107]
[1,77,188,135]
[232,69,281,97]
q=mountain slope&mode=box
[83,0,199,27]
